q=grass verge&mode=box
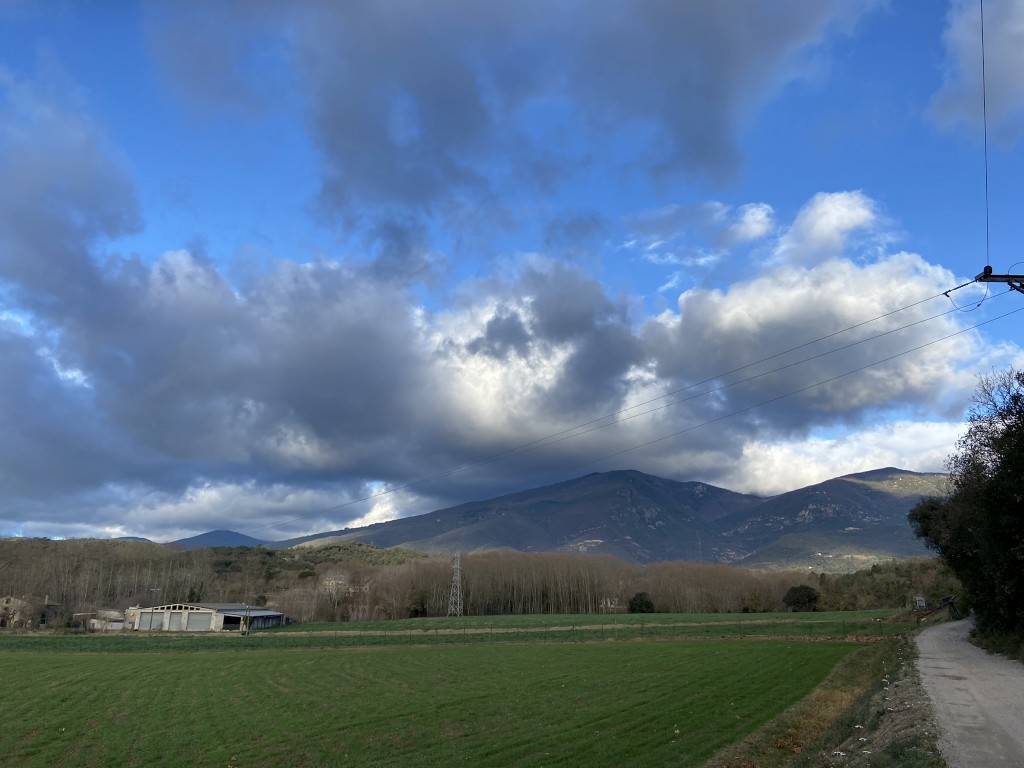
[703,634,945,768]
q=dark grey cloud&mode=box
[0,66,439,524]
[467,311,531,360]
[365,218,445,286]
[930,0,1024,145]
[4,14,1012,540]
[543,211,608,259]
[639,252,977,442]
[144,0,290,114]
[0,68,141,315]
[0,75,996,540]
[146,0,870,224]
[0,326,117,499]
[565,1,840,184]
[542,323,644,417]
[524,262,623,342]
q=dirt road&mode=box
[916,620,1024,767]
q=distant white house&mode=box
[322,570,371,596]
[126,602,285,632]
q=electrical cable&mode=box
[945,277,990,311]
[247,284,1008,536]
[980,0,991,269]
[542,303,1024,478]
[491,292,1010,455]
[955,0,995,312]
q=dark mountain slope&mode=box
[233,467,944,570]
[715,468,946,565]
[283,470,763,563]
[170,530,269,551]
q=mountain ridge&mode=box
[177,467,944,570]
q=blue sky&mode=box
[1,0,1023,542]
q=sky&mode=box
[2,0,1024,543]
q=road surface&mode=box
[916,619,1024,767]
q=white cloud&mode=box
[728,202,776,243]
[623,199,775,282]
[930,0,1024,143]
[773,190,879,264]
[723,420,963,496]
[642,242,1012,449]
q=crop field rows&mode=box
[0,611,915,767]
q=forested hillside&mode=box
[0,537,959,627]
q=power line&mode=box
[248,284,1009,536]
[980,0,991,268]
[524,303,1024,479]
[486,296,1008,456]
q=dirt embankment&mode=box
[705,632,945,768]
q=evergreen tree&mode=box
[627,591,655,613]
[782,584,819,612]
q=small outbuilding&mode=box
[126,602,284,632]
[1,596,62,629]
[87,609,126,631]
[0,596,31,629]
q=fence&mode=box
[0,613,905,654]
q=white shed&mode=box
[127,602,284,632]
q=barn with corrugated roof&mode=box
[126,603,284,632]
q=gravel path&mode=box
[916,619,1024,767]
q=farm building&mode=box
[126,603,285,632]
[86,610,126,631]
[1,595,62,629]
[0,596,31,629]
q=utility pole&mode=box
[447,553,463,618]
[976,265,1024,295]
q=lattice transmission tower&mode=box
[447,552,463,617]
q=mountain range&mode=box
[171,467,947,572]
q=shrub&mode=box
[783,585,820,612]
[628,591,656,613]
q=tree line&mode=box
[0,534,958,628]
[911,367,1024,653]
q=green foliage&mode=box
[815,557,962,611]
[0,532,952,626]
[783,584,820,612]
[627,591,655,613]
[910,368,1024,641]
[406,590,430,618]
[290,540,428,566]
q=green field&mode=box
[0,640,856,768]
[0,609,903,654]
[0,612,913,767]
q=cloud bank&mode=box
[1,2,1020,541]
